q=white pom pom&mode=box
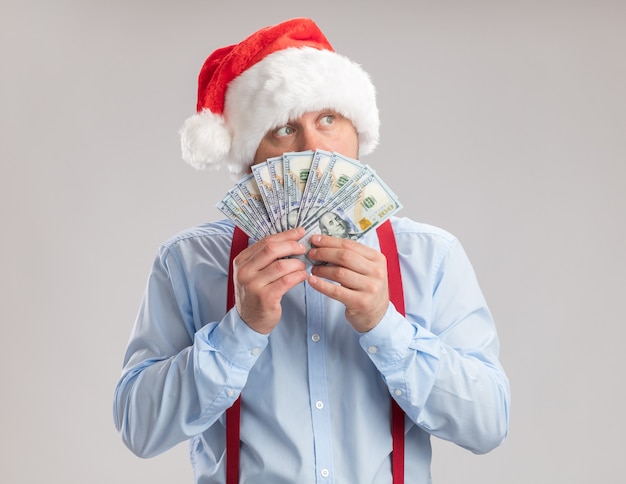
[179,110,232,170]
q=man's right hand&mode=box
[233,227,308,334]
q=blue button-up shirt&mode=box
[113,216,510,483]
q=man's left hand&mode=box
[307,234,389,333]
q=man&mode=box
[113,17,510,483]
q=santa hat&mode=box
[180,17,379,176]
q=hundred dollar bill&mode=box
[301,169,375,232]
[283,150,314,229]
[324,152,365,200]
[297,149,334,226]
[299,152,365,227]
[298,168,403,264]
[235,173,275,236]
[267,155,287,231]
[217,193,264,241]
[227,184,271,239]
[251,160,284,233]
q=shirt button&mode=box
[251,347,261,356]
[320,468,330,478]
[227,389,236,397]
[311,333,321,342]
[368,345,378,354]
[315,401,324,410]
[394,389,403,397]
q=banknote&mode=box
[227,184,272,239]
[297,169,403,263]
[297,150,334,226]
[267,155,287,231]
[237,173,275,236]
[319,152,364,201]
[217,150,402,263]
[300,160,370,229]
[217,193,263,240]
[251,160,284,233]
[283,150,314,229]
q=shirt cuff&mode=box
[359,303,440,372]
[202,308,269,371]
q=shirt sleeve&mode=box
[112,243,268,458]
[359,235,510,454]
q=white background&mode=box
[2,0,624,482]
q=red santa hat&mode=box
[180,17,379,176]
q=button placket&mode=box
[305,283,334,483]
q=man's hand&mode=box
[233,227,308,334]
[307,234,389,333]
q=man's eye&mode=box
[320,114,335,126]
[275,126,295,137]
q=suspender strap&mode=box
[377,219,406,484]
[225,397,241,484]
[225,221,406,483]
[225,227,248,484]
[227,227,248,310]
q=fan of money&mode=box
[217,150,402,263]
